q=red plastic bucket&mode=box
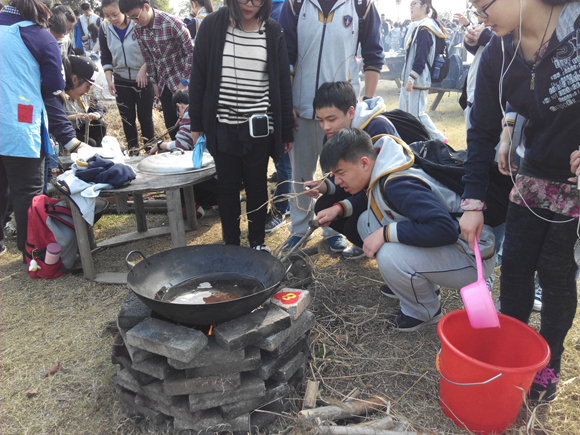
[437,310,550,434]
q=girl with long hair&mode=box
[398,0,447,141]
[189,0,294,252]
[460,0,580,402]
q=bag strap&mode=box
[45,212,76,230]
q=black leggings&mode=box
[213,123,271,247]
[0,153,44,252]
[114,75,155,150]
[499,202,579,370]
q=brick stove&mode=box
[112,288,314,434]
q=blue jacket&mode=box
[464,2,580,201]
[73,21,84,49]
[0,7,79,153]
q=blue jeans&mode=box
[273,151,291,215]
[499,202,579,369]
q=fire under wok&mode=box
[125,245,287,325]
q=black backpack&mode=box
[408,140,513,227]
[374,109,430,145]
[430,33,450,83]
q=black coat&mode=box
[189,7,294,162]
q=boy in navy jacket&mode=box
[316,128,495,332]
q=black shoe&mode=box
[529,365,560,403]
[380,284,440,300]
[390,308,442,332]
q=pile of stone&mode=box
[111,288,315,434]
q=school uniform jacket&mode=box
[279,0,384,119]
[401,17,445,90]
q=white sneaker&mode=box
[252,244,271,253]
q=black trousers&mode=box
[213,123,271,247]
[314,191,364,248]
[0,153,44,252]
[115,75,155,150]
[75,118,107,147]
[499,202,579,371]
[159,86,178,140]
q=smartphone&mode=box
[249,114,269,138]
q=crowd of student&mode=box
[1,0,579,407]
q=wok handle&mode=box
[125,250,150,270]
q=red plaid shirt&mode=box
[134,8,193,93]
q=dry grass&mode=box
[1,81,579,434]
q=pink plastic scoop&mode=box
[460,237,500,329]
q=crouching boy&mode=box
[317,128,495,331]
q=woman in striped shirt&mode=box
[189,0,294,252]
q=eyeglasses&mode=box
[236,0,265,7]
[472,0,496,19]
[128,9,143,21]
[410,2,422,8]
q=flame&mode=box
[208,325,213,335]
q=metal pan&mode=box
[125,245,286,325]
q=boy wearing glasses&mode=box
[119,0,193,140]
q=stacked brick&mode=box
[112,288,314,434]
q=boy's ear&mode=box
[360,155,371,170]
[347,106,355,120]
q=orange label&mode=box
[274,291,300,305]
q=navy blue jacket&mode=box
[464,8,580,201]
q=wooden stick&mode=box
[302,380,319,410]
[354,417,394,430]
[318,427,427,435]
[300,397,388,421]
[343,388,361,402]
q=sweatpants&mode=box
[288,117,339,239]
[398,87,445,141]
[358,209,495,321]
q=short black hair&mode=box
[320,128,376,173]
[101,0,118,9]
[80,2,90,10]
[48,9,68,34]
[118,0,146,14]
[225,0,271,30]
[73,9,81,15]
[53,4,75,22]
[172,89,189,108]
[313,81,357,115]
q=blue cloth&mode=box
[192,135,207,169]
[75,155,136,187]
[0,20,51,158]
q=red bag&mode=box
[25,195,78,279]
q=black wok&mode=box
[126,245,287,325]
